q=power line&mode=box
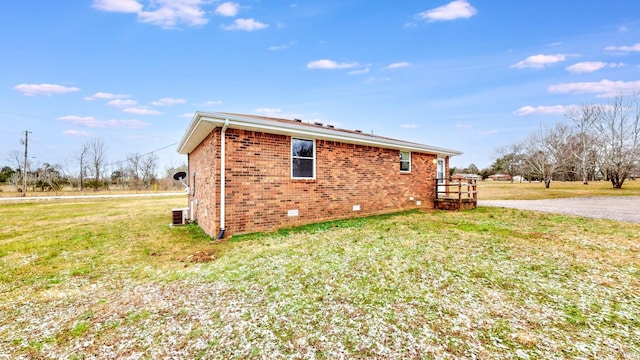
[105,142,180,167]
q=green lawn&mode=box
[1,195,638,358]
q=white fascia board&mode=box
[178,112,463,156]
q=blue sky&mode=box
[1,0,639,174]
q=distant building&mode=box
[487,173,512,181]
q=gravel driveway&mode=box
[478,196,640,224]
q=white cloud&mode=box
[511,54,575,69]
[456,124,472,128]
[400,124,420,129]
[604,43,640,54]
[619,26,628,32]
[14,83,81,96]
[418,0,477,22]
[348,68,370,75]
[151,97,186,106]
[123,107,163,115]
[307,59,357,70]
[199,100,223,106]
[222,18,268,31]
[566,61,624,74]
[63,129,93,137]
[268,41,296,51]
[514,105,577,116]
[548,79,640,97]
[386,62,411,69]
[57,115,150,128]
[92,0,142,13]
[181,113,195,118]
[215,2,239,17]
[107,99,138,108]
[255,108,282,116]
[93,0,209,28]
[84,92,130,101]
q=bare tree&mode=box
[495,142,526,182]
[523,123,571,188]
[594,94,640,188]
[566,104,599,184]
[86,138,107,184]
[127,153,142,190]
[76,143,89,191]
[140,153,158,189]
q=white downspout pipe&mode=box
[217,119,230,239]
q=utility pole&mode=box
[21,130,31,197]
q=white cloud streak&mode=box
[14,83,81,96]
[123,107,163,115]
[604,43,640,53]
[92,0,141,13]
[84,92,130,101]
[92,0,209,28]
[151,97,186,106]
[348,68,370,75]
[418,0,477,22]
[222,18,268,31]
[108,99,138,108]
[63,129,93,137]
[548,79,640,97]
[566,61,624,74]
[387,62,411,69]
[511,54,575,69]
[307,59,358,70]
[215,2,239,17]
[514,105,577,116]
[57,115,150,128]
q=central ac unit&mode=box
[171,207,189,226]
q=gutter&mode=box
[178,112,463,157]
[216,118,230,240]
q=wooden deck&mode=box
[434,179,477,211]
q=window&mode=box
[292,138,315,178]
[400,151,411,172]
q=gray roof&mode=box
[178,112,463,157]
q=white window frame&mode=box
[291,138,316,179]
[400,151,411,173]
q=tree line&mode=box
[2,137,186,192]
[456,94,640,189]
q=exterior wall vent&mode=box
[355,129,362,133]
[327,124,335,129]
[314,121,324,126]
[294,119,302,122]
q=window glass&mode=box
[400,151,411,172]
[292,138,315,178]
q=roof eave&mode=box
[177,111,463,157]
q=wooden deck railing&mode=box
[434,178,477,202]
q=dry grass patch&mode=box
[1,197,639,358]
[478,179,640,200]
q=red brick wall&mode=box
[187,130,219,236]
[189,128,439,237]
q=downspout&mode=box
[216,118,230,239]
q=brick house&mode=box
[177,112,462,238]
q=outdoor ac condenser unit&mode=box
[171,207,189,226]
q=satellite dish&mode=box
[173,171,189,192]
[173,171,187,181]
